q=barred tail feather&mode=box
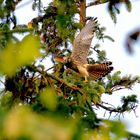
[87,62,113,80]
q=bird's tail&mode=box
[87,61,113,80]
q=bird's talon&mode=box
[84,80,88,83]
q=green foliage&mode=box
[0,104,129,140]
[55,0,79,41]
[0,34,41,76]
[95,25,114,42]
[120,94,138,112]
[40,87,58,111]
[0,91,13,109]
[108,0,132,23]
[2,106,77,140]
[108,120,127,139]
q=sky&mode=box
[86,1,140,134]
[15,0,140,135]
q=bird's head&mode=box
[54,56,71,64]
[54,56,78,71]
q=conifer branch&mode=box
[128,131,140,139]
[97,103,122,113]
[97,100,138,114]
[86,0,109,8]
[0,28,32,35]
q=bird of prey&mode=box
[55,17,113,81]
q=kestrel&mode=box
[55,17,113,81]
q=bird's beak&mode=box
[54,57,65,63]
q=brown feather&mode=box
[87,63,113,80]
[69,17,114,80]
[71,18,98,65]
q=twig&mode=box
[0,28,32,35]
[0,79,5,85]
[97,101,138,116]
[46,66,55,72]
[31,65,84,93]
[111,85,132,92]
[97,103,121,113]
[91,47,109,61]
[127,131,140,139]
[101,101,116,108]
[86,101,94,112]
[111,86,126,92]
[86,0,109,8]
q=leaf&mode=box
[0,35,41,76]
[111,71,121,82]
[40,87,58,111]
[18,35,41,65]
[3,106,77,140]
[0,41,19,75]
[0,91,13,109]
[104,35,115,42]
[109,121,127,139]
[125,0,132,12]
[98,85,105,93]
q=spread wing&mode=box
[71,18,98,65]
[87,62,113,80]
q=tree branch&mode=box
[79,0,86,26]
[97,101,138,114]
[31,65,84,93]
[97,102,121,113]
[0,28,32,35]
[86,0,109,8]
[128,131,140,139]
